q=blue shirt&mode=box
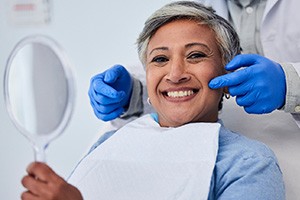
[84,113,285,199]
[208,124,284,199]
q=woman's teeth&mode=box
[167,90,194,98]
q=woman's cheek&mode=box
[146,71,159,98]
[196,70,218,85]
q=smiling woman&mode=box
[145,20,224,127]
[21,1,285,200]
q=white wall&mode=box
[1,1,300,200]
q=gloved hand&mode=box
[209,54,286,114]
[88,64,133,121]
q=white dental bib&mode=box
[69,114,220,200]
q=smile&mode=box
[163,89,199,98]
[167,90,194,98]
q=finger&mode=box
[104,64,126,83]
[21,191,40,200]
[26,162,62,183]
[227,80,254,97]
[235,93,257,107]
[90,73,120,98]
[94,107,124,121]
[90,72,104,81]
[91,78,123,99]
[21,175,48,197]
[244,103,271,114]
[90,99,123,114]
[90,90,125,105]
[26,162,51,182]
[209,67,252,89]
[225,54,260,71]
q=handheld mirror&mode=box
[3,35,75,162]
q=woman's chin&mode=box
[159,114,192,127]
[158,110,219,127]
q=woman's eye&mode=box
[151,56,169,63]
[188,52,206,59]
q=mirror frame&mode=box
[3,35,76,144]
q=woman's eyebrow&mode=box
[148,42,211,56]
[185,42,211,51]
[149,47,168,56]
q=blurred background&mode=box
[0,0,299,199]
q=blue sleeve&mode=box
[87,130,117,154]
[214,156,285,200]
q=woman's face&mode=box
[146,19,225,127]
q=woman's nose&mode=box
[166,60,190,83]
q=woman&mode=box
[21,1,284,199]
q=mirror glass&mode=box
[4,35,75,162]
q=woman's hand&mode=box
[21,162,83,200]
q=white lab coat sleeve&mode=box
[280,63,300,113]
[280,63,300,128]
[291,63,300,128]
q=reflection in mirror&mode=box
[4,35,75,162]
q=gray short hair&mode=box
[137,1,241,67]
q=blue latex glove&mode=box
[209,54,286,114]
[88,65,133,121]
